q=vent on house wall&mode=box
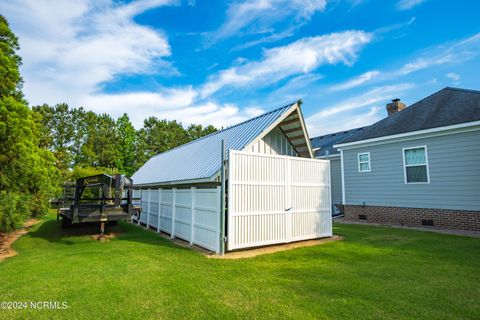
[421,219,434,227]
[359,214,367,220]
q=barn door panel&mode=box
[289,158,332,241]
[227,150,332,251]
[227,151,288,250]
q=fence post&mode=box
[190,187,196,245]
[216,186,221,254]
[137,189,141,225]
[146,189,151,229]
[220,140,227,255]
[157,188,162,233]
[171,188,176,238]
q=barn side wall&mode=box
[133,187,221,253]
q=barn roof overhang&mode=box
[243,101,313,158]
[132,100,313,187]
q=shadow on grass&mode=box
[28,218,191,253]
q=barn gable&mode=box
[132,100,313,186]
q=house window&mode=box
[358,152,370,172]
[403,146,429,183]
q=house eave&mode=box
[334,120,480,150]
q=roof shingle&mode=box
[340,87,480,144]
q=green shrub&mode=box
[0,191,30,233]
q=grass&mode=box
[0,212,479,320]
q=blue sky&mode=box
[1,0,479,136]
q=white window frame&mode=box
[357,152,371,172]
[402,145,430,184]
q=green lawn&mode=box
[0,213,479,320]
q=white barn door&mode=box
[227,150,332,251]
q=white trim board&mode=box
[334,121,480,150]
[340,149,345,205]
[315,153,341,159]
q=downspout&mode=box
[220,139,227,255]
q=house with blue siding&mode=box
[311,127,365,214]
[331,87,480,232]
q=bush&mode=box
[0,191,31,233]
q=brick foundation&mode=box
[341,205,480,232]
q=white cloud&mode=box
[308,107,382,137]
[202,30,372,97]
[269,73,323,101]
[397,33,480,76]
[211,0,327,42]
[146,101,266,129]
[445,72,460,83]
[306,83,414,135]
[82,89,263,129]
[80,87,198,127]
[396,0,426,10]
[329,70,380,92]
[398,56,452,75]
[0,0,254,129]
[0,0,177,105]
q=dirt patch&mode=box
[208,235,344,259]
[0,219,40,262]
[135,222,344,258]
[91,232,119,242]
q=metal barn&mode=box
[132,101,332,253]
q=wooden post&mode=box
[157,188,162,233]
[171,188,176,238]
[190,187,196,245]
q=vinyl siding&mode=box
[329,158,342,205]
[342,129,480,211]
[248,127,298,156]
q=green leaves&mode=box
[31,103,218,182]
[0,14,218,232]
[0,15,23,102]
[0,16,59,231]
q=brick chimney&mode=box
[386,98,406,116]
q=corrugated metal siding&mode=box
[342,130,480,210]
[132,103,295,185]
[248,127,297,156]
[329,158,342,205]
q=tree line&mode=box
[33,104,216,178]
[0,16,216,232]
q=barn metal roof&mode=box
[132,101,306,186]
